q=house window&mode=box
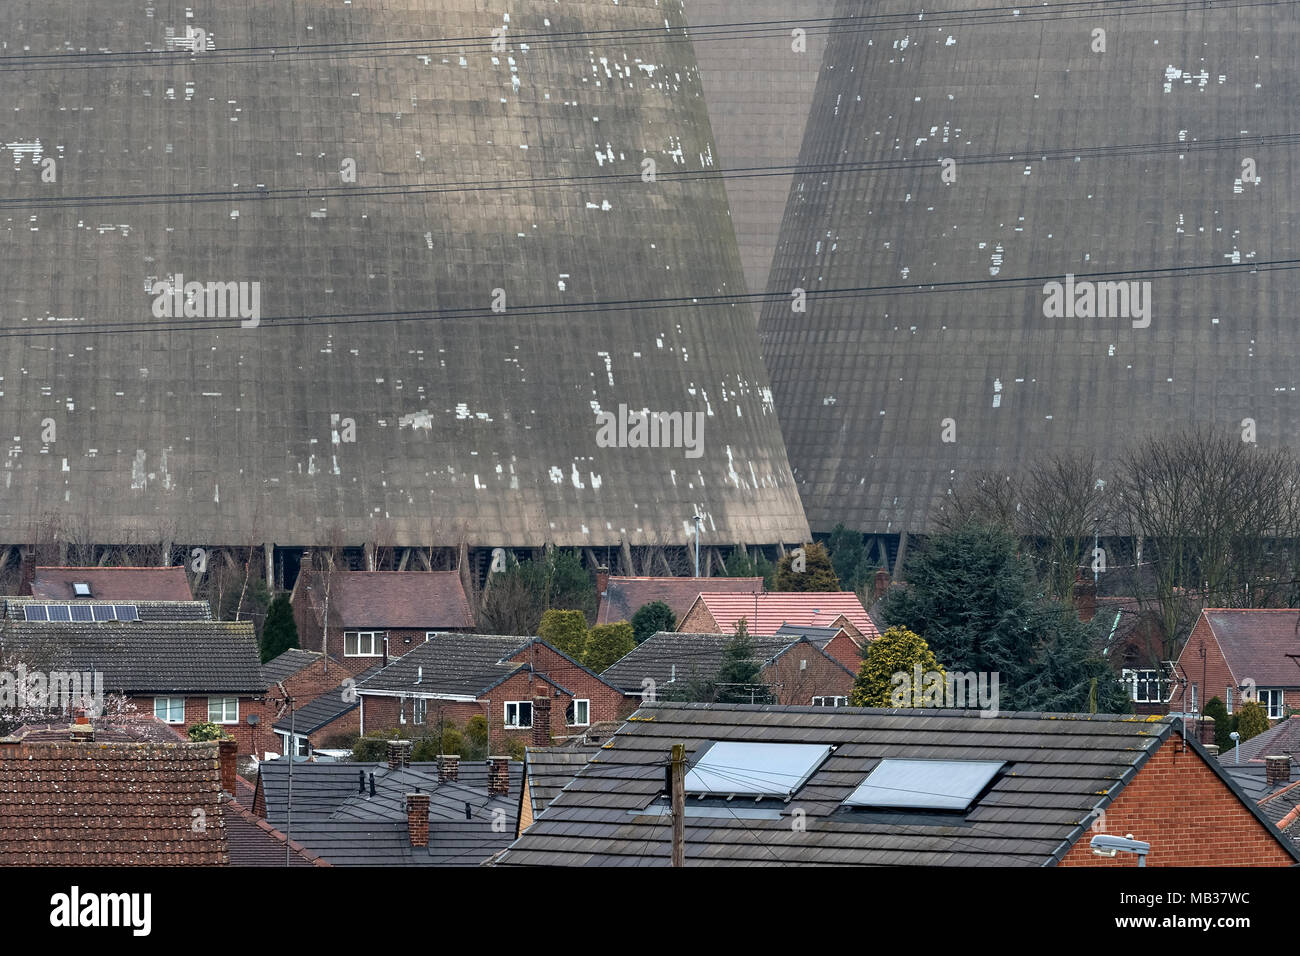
[812,696,847,707]
[504,701,533,729]
[1257,689,1285,719]
[412,698,427,726]
[154,697,185,724]
[566,699,590,726]
[1190,683,1198,714]
[208,697,239,724]
[1122,669,1162,703]
[1226,686,1234,714]
[344,630,382,657]
[280,733,310,757]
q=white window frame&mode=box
[504,701,533,729]
[154,696,186,724]
[208,697,239,724]
[412,697,427,726]
[1257,689,1285,720]
[1226,686,1234,714]
[812,696,847,707]
[566,698,590,727]
[1122,668,1163,704]
[344,630,383,657]
[1190,683,1199,714]
[278,732,310,758]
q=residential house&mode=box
[23,563,195,601]
[1220,748,1300,851]
[259,648,377,758]
[1169,609,1300,720]
[355,632,630,746]
[272,664,380,759]
[4,597,212,623]
[678,591,879,640]
[773,623,865,671]
[253,742,521,866]
[517,746,599,837]
[497,704,1300,867]
[595,570,763,627]
[601,631,855,706]
[0,619,268,754]
[290,570,475,675]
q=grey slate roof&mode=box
[261,649,325,686]
[273,665,381,735]
[0,621,266,694]
[4,599,213,622]
[523,747,599,818]
[357,633,533,697]
[773,624,846,648]
[498,703,1300,867]
[256,759,522,866]
[600,631,813,694]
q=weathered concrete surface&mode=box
[760,0,1300,534]
[0,0,809,549]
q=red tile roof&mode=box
[688,592,878,638]
[13,716,187,744]
[596,575,763,626]
[299,570,474,630]
[0,739,228,865]
[30,566,194,601]
[1201,609,1300,687]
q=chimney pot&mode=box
[405,792,431,848]
[387,739,411,770]
[596,565,610,598]
[437,753,460,783]
[532,696,552,748]
[1265,755,1292,789]
[872,569,890,603]
[488,755,510,797]
[218,739,238,794]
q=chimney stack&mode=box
[18,550,35,597]
[1073,571,1097,623]
[405,793,430,847]
[218,739,238,794]
[69,709,94,743]
[387,739,411,770]
[872,569,890,603]
[532,696,552,748]
[488,756,510,797]
[437,754,460,782]
[596,565,610,598]
[1265,755,1292,789]
[1198,715,1216,747]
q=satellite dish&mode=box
[247,714,260,725]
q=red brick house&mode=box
[290,570,475,675]
[601,632,856,706]
[0,619,268,755]
[773,623,865,671]
[356,633,631,747]
[25,564,194,601]
[1169,609,1300,721]
[678,591,879,640]
[595,571,763,627]
[256,648,375,758]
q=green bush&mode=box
[538,608,589,659]
[465,714,490,759]
[352,729,400,762]
[1236,699,1271,742]
[584,622,636,672]
[631,601,677,644]
[1203,697,1235,751]
[187,722,230,742]
[851,626,943,707]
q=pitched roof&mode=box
[773,623,853,648]
[523,747,597,817]
[13,716,187,744]
[4,598,213,622]
[686,592,878,638]
[600,631,819,694]
[1198,609,1300,687]
[298,570,474,630]
[498,704,1300,867]
[273,666,381,734]
[597,576,763,626]
[0,621,267,694]
[1231,716,1300,763]
[30,566,194,601]
[255,759,522,866]
[0,739,228,865]
[222,799,328,867]
[261,648,326,685]
[358,633,532,697]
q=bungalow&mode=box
[0,619,268,754]
[678,591,879,641]
[595,570,763,627]
[1169,609,1300,720]
[356,632,630,746]
[497,704,1300,867]
[290,569,475,675]
[600,631,855,706]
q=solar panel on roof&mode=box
[23,604,48,621]
[114,605,139,621]
[92,605,114,621]
[843,758,1005,812]
[684,741,831,799]
[47,605,71,621]
[69,605,93,621]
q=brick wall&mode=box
[822,632,865,673]
[1169,612,1236,714]
[677,603,720,634]
[1059,733,1295,867]
[131,694,267,756]
[761,646,854,705]
[505,643,628,727]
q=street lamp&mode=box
[1090,833,1150,866]
[693,513,703,578]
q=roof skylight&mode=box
[684,741,832,799]
[843,758,1005,811]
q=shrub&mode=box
[187,722,230,742]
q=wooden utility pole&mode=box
[670,743,686,867]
